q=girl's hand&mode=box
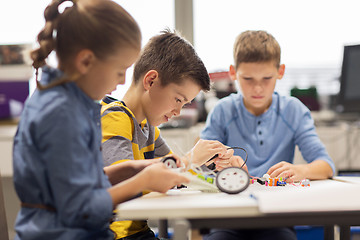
[140,163,189,193]
[130,159,160,172]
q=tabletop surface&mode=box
[116,177,360,220]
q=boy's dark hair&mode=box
[133,29,210,91]
[233,30,281,69]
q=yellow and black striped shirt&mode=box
[100,96,171,239]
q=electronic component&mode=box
[180,171,219,193]
[262,173,270,180]
[207,147,248,170]
[216,167,250,194]
[256,178,267,185]
[301,179,310,187]
[162,152,250,194]
[251,176,288,186]
[161,156,177,169]
[277,181,286,186]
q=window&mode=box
[193,0,360,98]
[0,1,48,45]
[111,0,175,100]
[4,0,360,101]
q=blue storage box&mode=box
[0,80,29,119]
[295,226,324,240]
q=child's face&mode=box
[142,78,201,126]
[230,61,285,116]
[78,47,139,100]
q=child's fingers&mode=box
[240,163,249,173]
[277,170,292,180]
[204,148,225,162]
[214,160,231,167]
[211,146,227,158]
[205,159,215,166]
[267,164,280,175]
[220,148,234,159]
[276,167,298,181]
[174,173,190,184]
[215,165,225,171]
[267,162,287,176]
[165,154,184,168]
[174,156,186,168]
[147,159,161,165]
[205,140,227,153]
[269,167,288,178]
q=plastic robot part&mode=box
[256,178,267,185]
[161,156,178,169]
[161,156,250,194]
[180,171,219,193]
[216,167,250,194]
[251,176,288,187]
[301,179,310,187]
[161,156,219,192]
[262,173,270,180]
[277,181,286,186]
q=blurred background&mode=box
[1,1,360,239]
[2,0,360,119]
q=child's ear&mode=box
[75,49,95,75]
[277,64,285,80]
[143,70,159,91]
[229,65,237,81]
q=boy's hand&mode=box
[214,154,248,172]
[267,161,307,182]
[188,139,228,166]
[141,163,189,193]
[211,148,233,170]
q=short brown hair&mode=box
[133,29,210,91]
[233,30,281,69]
[31,0,141,71]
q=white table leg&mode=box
[173,219,190,240]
